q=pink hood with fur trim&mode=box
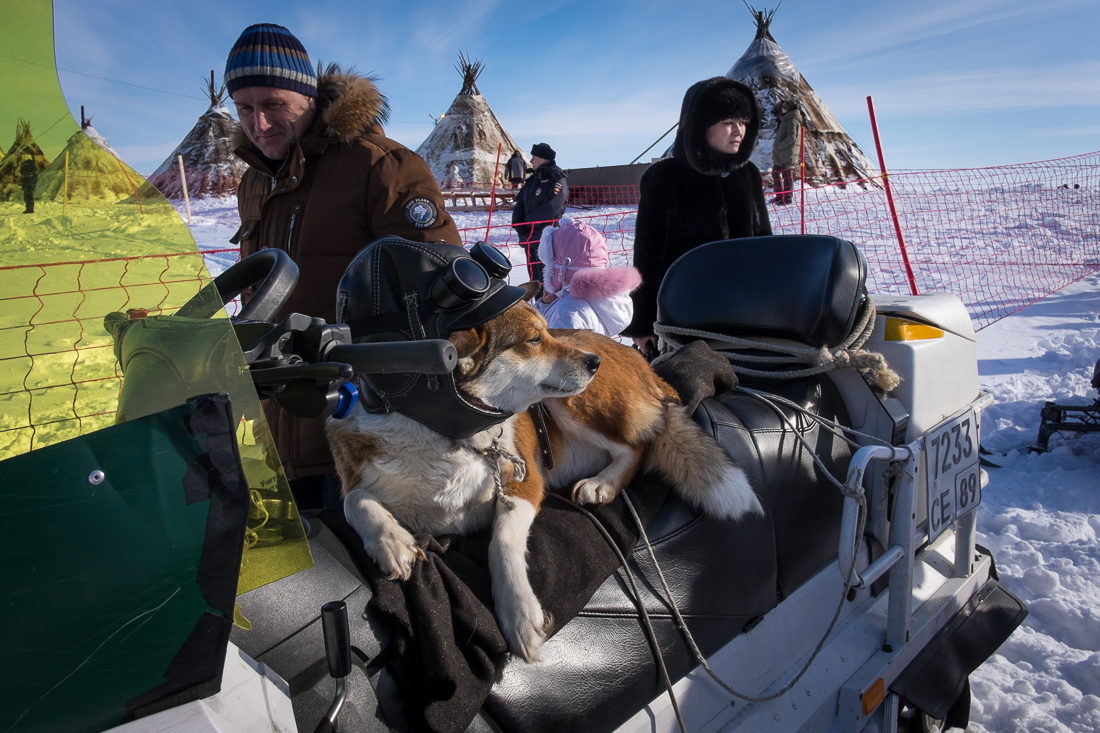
[538,217,641,298]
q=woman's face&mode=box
[706,118,747,155]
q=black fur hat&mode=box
[698,85,754,128]
[671,77,760,176]
[530,142,556,161]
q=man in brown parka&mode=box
[226,23,461,506]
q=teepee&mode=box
[729,5,876,184]
[0,118,51,202]
[146,72,247,199]
[415,53,527,187]
[35,110,142,204]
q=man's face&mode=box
[531,155,546,169]
[232,86,317,159]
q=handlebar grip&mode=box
[320,601,352,679]
[327,340,457,375]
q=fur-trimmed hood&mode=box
[232,65,391,151]
[671,77,760,176]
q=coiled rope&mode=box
[653,297,901,393]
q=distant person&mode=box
[445,161,464,189]
[623,77,772,357]
[535,216,640,337]
[512,142,568,283]
[20,158,38,214]
[225,23,460,508]
[506,149,526,189]
[771,97,801,205]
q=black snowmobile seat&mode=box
[481,236,866,732]
[483,375,852,733]
[657,234,869,347]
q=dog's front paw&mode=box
[368,524,425,580]
[572,478,620,506]
[495,586,552,662]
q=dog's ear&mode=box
[449,326,488,376]
[520,280,542,301]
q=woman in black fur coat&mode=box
[625,77,772,352]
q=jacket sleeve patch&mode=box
[404,197,439,229]
[552,182,563,195]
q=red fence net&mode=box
[451,151,1100,330]
[2,153,1096,456]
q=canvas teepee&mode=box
[416,53,527,187]
[729,5,876,184]
[146,72,247,199]
[35,110,143,204]
[0,118,51,202]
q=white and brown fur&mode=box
[326,292,762,662]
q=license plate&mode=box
[925,408,981,541]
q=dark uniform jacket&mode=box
[511,162,568,239]
[623,77,772,339]
[232,68,460,478]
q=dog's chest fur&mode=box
[332,407,518,535]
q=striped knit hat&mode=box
[224,24,317,98]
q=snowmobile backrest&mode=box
[656,235,869,348]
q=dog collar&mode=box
[528,403,554,470]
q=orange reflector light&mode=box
[862,678,886,716]
[884,318,944,341]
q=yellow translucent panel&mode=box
[884,317,945,342]
[0,3,310,593]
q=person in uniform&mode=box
[511,142,568,283]
[226,23,461,508]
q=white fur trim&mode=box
[538,225,558,293]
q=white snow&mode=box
[177,196,1100,732]
[967,273,1100,733]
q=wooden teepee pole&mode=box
[485,142,503,241]
[178,154,192,224]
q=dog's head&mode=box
[448,287,600,414]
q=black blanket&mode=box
[319,474,672,733]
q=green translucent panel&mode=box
[0,4,310,600]
[0,397,247,732]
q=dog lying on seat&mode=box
[327,288,761,662]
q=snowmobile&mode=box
[13,235,1024,733]
[1034,357,1100,450]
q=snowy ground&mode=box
[967,273,1100,733]
[180,197,1100,732]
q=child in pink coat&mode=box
[535,217,641,337]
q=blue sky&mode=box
[50,0,1099,176]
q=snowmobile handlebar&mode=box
[326,341,457,376]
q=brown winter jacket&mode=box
[232,68,461,479]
